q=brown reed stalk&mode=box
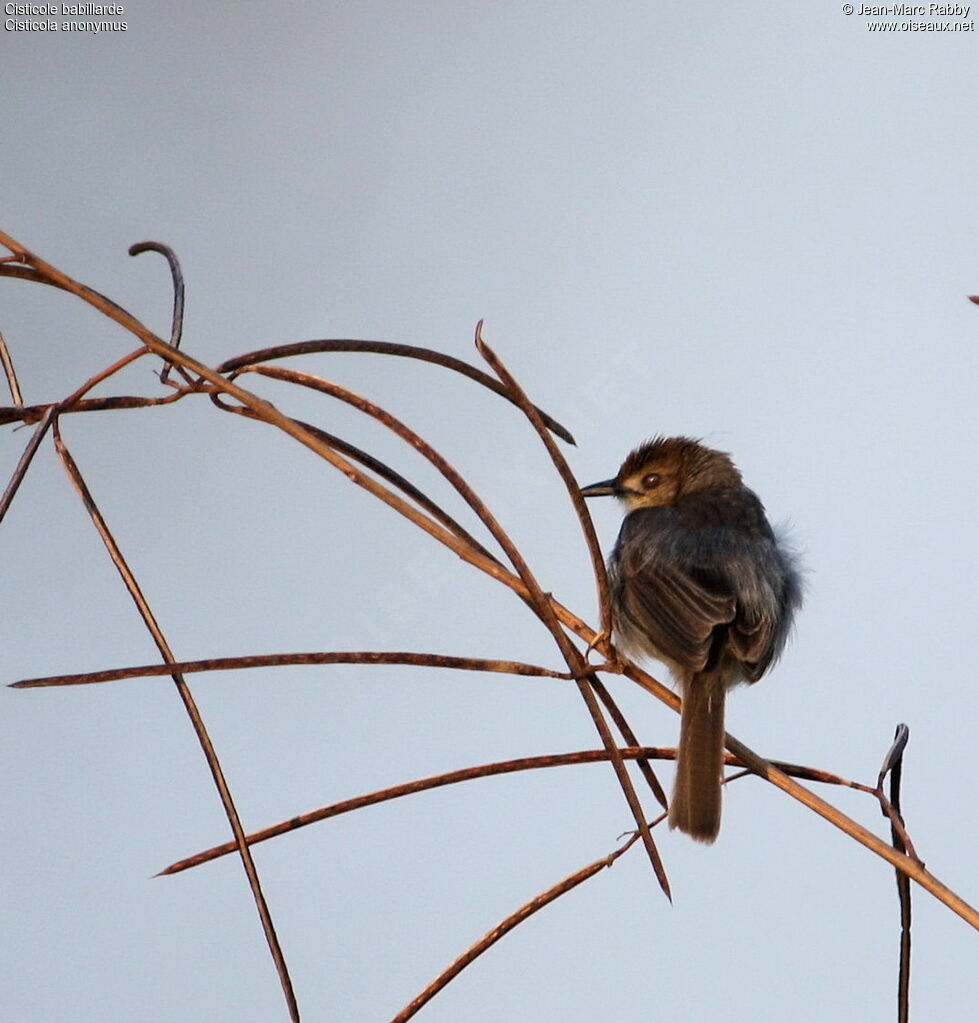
[0,330,24,405]
[217,339,575,444]
[0,404,57,524]
[155,747,884,878]
[390,832,643,1023]
[11,651,569,689]
[128,241,192,386]
[210,402,503,564]
[878,725,912,1023]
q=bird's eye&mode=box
[641,472,661,489]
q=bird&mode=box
[581,437,802,843]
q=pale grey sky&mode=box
[3,3,979,1021]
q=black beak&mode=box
[580,478,619,498]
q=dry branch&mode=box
[217,339,575,444]
[11,651,569,689]
[157,747,892,877]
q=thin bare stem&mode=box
[212,398,501,566]
[474,323,612,636]
[59,346,151,407]
[50,421,301,1023]
[472,328,669,898]
[0,331,23,405]
[0,261,133,320]
[0,405,57,525]
[878,725,912,1023]
[128,241,192,386]
[390,838,634,1022]
[590,677,668,811]
[875,724,919,862]
[11,651,568,689]
[232,362,540,575]
[158,746,894,876]
[216,339,575,444]
[158,748,667,875]
[1,387,193,427]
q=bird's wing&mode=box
[615,554,737,672]
[725,606,780,681]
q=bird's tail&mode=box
[669,672,726,843]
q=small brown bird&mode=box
[582,437,801,842]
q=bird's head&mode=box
[580,436,742,513]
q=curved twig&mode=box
[878,725,912,1023]
[211,395,501,566]
[158,748,665,876]
[474,322,612,635]
[128,241,190,386]
[157,746,889,877]
[0,389,192,427]
[472,328,669,897]
[231,363,557,589]
[216,339,575,444]
[11,651,568,689]
[391,834,640,1022]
